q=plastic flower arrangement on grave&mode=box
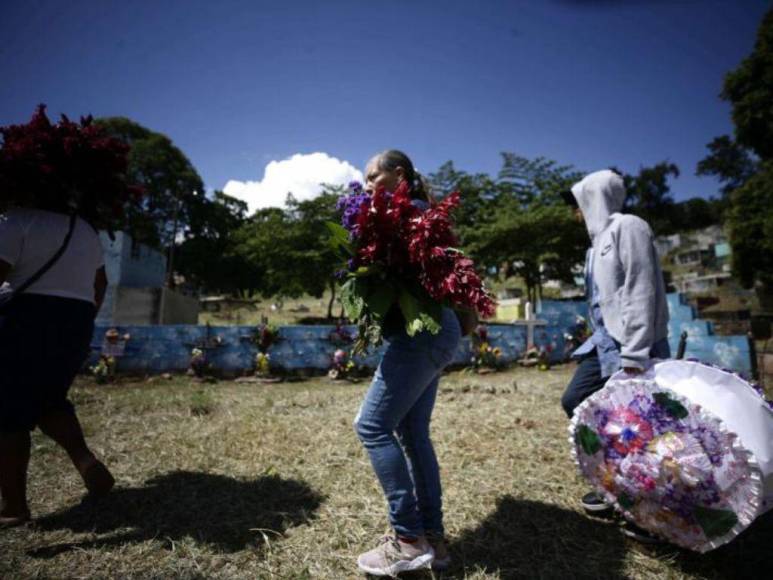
[469,325,504,372]
[328,348,356,380]
[0,105,144,232]
[537,341,553,371]
[90,355,115,384]
[328,180,496,353]
[254,323,279,353]
[189,348,208,378]
[255,352,271,377]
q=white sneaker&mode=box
[357,535,434,576]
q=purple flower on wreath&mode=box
[691,426,726,467]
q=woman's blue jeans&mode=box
[354,307,461,538]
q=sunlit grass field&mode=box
[1,366,771,579]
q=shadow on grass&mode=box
[445,496,627,579]
[655,509,773,580]
[29,470,324,557]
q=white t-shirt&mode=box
[0,209,105,304]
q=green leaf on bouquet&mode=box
[325,222,353,256]
[576,424,601,455]
[353,265,382,277]
[340,277,368,321]
[693,506,738,538]
[368,284,396,321]
[398,288,442,336]
[653,392,689,419]
[415,311,442,336]
[617,492,635,510]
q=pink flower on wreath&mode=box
[603,407,655,455]
[333,349,348,365]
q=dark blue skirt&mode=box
[0,294,95,432]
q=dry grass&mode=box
[1,366,771,579]
[198,295,334,326]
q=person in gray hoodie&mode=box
[560,169,670,524]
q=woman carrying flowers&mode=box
[345,150,494,576]
[0,106,141,527]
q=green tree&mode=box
[623,162,679,234]
[722,9,773,160]
[698,8,773,293]
[726,162,773,291]
[95,117,206,250]
[286,188,345,318]
[670,197,723,232]
[498,153,581,206]
[428,161,499,232]
[232,207,302,299]
[463,200,586,304]
[231,187,344,318]
[696,135,758,199]
[458,153,586,302]
[175,191,259,294]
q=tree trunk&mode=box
[327,279,337,320]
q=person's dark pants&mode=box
[561,352,607,418]
[0,294,94,433]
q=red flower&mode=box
[0,104,144,231]
[345,183,496,318]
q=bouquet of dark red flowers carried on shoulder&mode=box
[328,180,496,354]
[0,104,143,231]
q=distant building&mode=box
[657,225,731,295]
[96,232,199,326]
[676,272,733,294]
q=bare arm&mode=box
[0,259,11,286]
[94,266,107,315]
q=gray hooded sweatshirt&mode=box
[570,170,669,369]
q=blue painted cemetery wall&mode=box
[89,293,751,376]
[90,323,535,375]
[538,293,753,376]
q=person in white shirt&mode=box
[0,206,114,528]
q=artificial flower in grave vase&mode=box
[90,354,116,384]
[468,325,505,373]
[254,323,279,353]
[189,348,208,378]
[102,328,131,358]
[328,348,356,380]
[255,352,272,378]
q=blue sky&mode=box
[1,0,769,209]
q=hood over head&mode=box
[570,169,626,240]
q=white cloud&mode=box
[223,152,363,214]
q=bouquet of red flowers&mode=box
[328,180,496,353]
[0,104,143,231]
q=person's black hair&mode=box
[373,149,431,202]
